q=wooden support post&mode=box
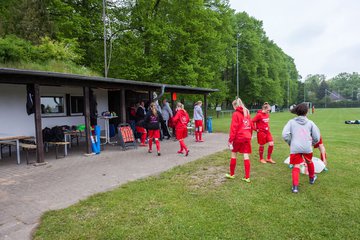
[148,91,153,102]
[83,86,92,154]
[171,92,175,113]
[204,94,208,131]
[33,83,44,163]
[121,88,126,123]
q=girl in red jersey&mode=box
[226,97,253,183]
[252,102,276,164]
[172,102,190,156]
[144,102,163,156]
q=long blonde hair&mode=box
[176,102,187,112]
[262,102,270,111]
[232,97,249,117]
[150,102,158,117]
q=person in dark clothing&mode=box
[128,103,137,135]
[144,102,163,156]
[161,99,172,139]
[135,101,147,146]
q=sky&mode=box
[228,0,360,80]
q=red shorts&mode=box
[135,126,146,134]
[257,131,273,145]
[232,140,252,154]
[176,128,188,140]
[290,153,313,165]
[148,129,160,139]
[313,137,323,148]
[195,120,203,132]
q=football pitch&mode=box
[34,108,360,239]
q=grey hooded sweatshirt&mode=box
[282,116,320,154]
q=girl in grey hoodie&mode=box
[282,103,320,193]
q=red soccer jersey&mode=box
[252,110,270,132]
[229,107,253,143]
[172,109,190,130]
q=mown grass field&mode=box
[34,108,360,240]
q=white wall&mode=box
[93,89,108,130]
[0,84,108,137]
[0,84,34,136]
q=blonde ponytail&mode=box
[262,102,270,111]
[232,97,249,117]
[150,102,158,117]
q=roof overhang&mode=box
[0,68,218,95]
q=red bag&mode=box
[168,117,174,128]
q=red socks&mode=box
[244,159,250,178]
[259,145,264,159]
[155,140,160,152]
[230,158,237,176]
[179,140,188,152]
[306,161,315,178]
[229,158,250,178]
[267,145,274,159]
[292,167,300,186]
[195,132,199,141]
[199,132,203,141]
[141,133,146,144]
[148,139,153,150]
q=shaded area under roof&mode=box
[0,68,218,94]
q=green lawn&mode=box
[34,108,360,240]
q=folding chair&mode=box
[117,123,137,151]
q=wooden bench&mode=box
[45,142,70,159]
[0,143,12,158]
[1,142,37,164]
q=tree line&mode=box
[297,73,360,108]
[1,0,301,107]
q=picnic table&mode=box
[0,135,33,164]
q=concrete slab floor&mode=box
[0,133,228,240]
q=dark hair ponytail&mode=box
[291,103,308,116]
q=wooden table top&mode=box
[0,135,33,141]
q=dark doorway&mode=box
[108,90,122,129]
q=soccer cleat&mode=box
[266,158,276,164]
[225,173,235,179]
[198,139,204,142]
[260,159,267,164]
[185,149,190,156]
[288,164,294,169]
[139,143,147,147]
[157,152,161,156]
[241,177,251,183]
[292,185,299,193]
[148,149,152,153]
[323,167,329,172]
[309,175,318,184]
[177,150,184,154]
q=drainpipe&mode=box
[153,85,166,101]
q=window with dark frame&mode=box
[70,96,84,115]
[40,96,65,115]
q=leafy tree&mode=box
[0,35,82,64]
[317,80,329,100]
[0,0,52,43]
[328,72,360,100]
[0,0,302,107]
